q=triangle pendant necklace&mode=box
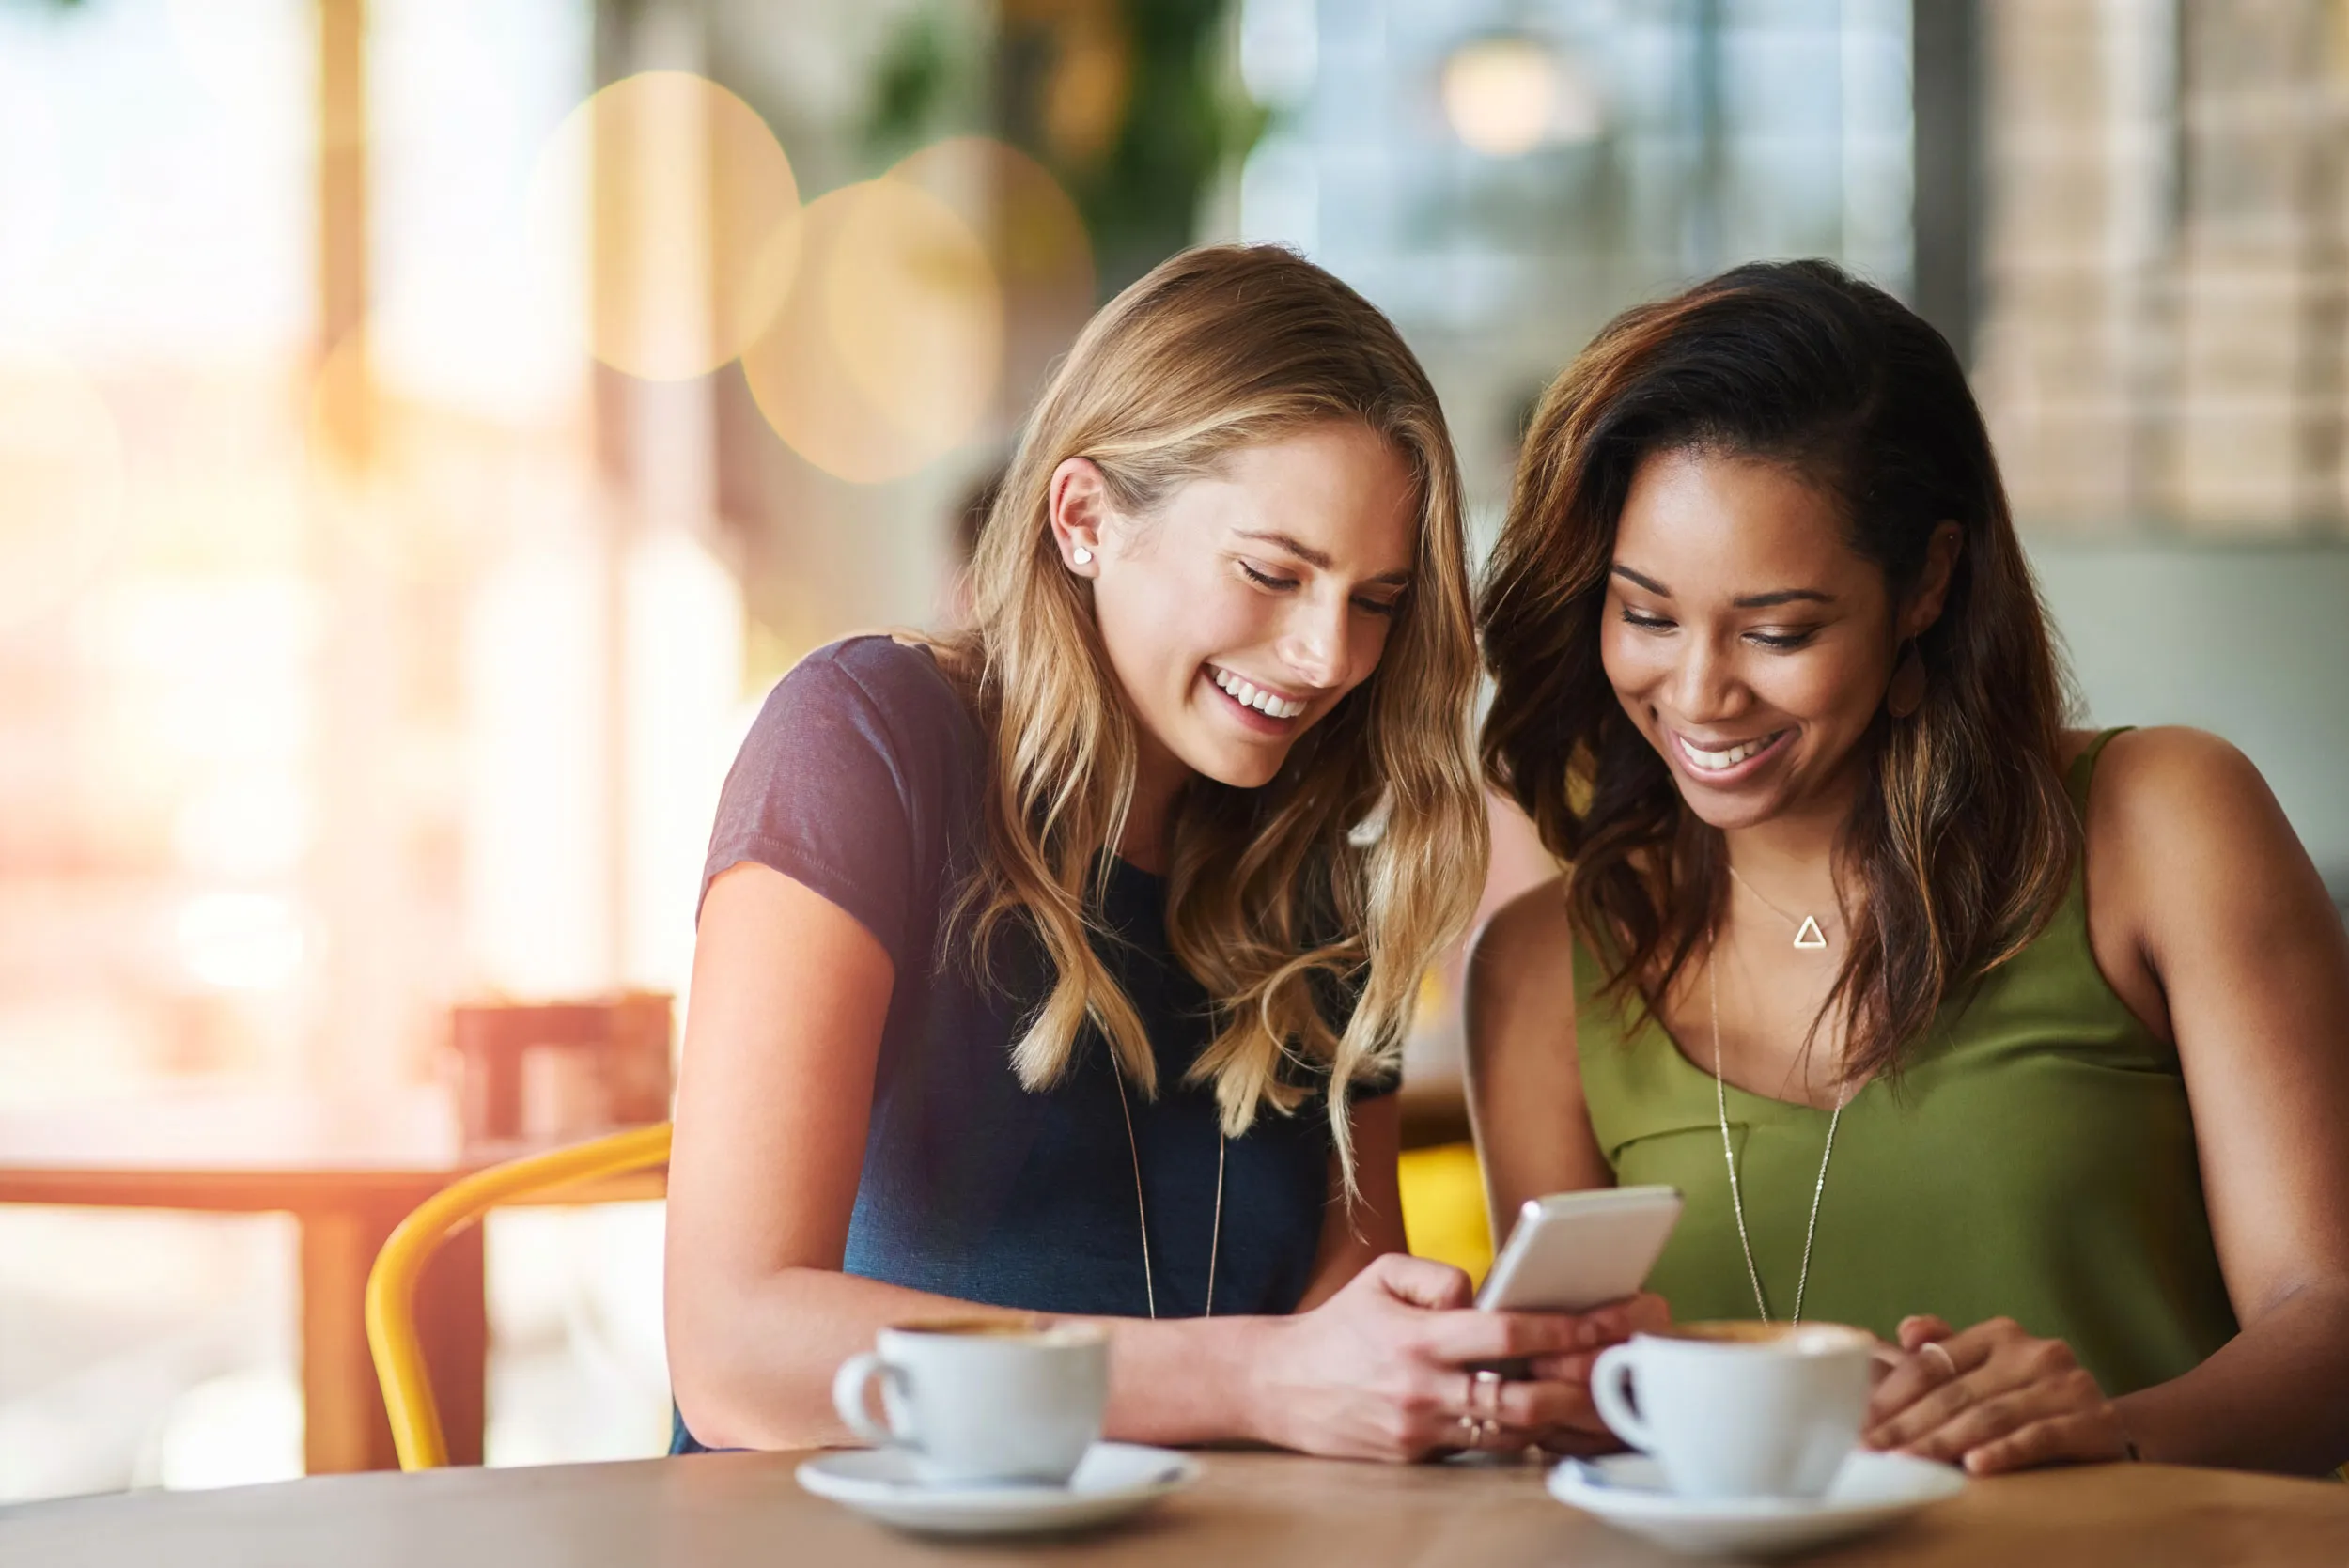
[1728,863,1834,952]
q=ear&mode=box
[1900,521,1965,640]
[1046,458,1110,578]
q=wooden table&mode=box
[4,1450,2346,1566]
[0,1090,662,1476]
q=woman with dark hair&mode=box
[1468,258,2349,1476]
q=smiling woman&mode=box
[1467,259,2349,1480]
[662,244,1659,1466]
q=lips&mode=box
[1670,727,1791,783]
[1207,665,1307,721]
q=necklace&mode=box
[1727,863,1831,951]
[1112,1070,1224,1318]
[1706,924,1847,1324]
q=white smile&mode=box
[1674,729,1787,772]
[1210,666,1308,720]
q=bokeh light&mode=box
[175,892,309,993]
[827,182,1002,443]
[741,180,1003,484]
[1442,37,1595,157]
[527,70,801,382]
[0,60,63,305]
[885,137,1096,411]
[0,353,128,629]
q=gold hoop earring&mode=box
[1887,640,1926,719]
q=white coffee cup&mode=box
[1591,1321,1875,1499]
[832,1318,1109,1487]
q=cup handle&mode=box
[831,1352,906,1449]
[1590,1343,1657,1454]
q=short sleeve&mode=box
[700,638,973,969]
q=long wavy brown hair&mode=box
[1479,259,2077,1082]
[928,245,1486,1187]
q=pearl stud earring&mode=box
[1071,546,1093,566]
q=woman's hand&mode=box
[1239,1252,1657,1462]
[1865,1315,2131,1474]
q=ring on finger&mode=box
[1455,1413,1500,1451]
[1471,1368,1503,1421]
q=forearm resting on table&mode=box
[2115,1281,2349,1475]
[668,1265,1271,1452]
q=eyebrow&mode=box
[1610,564,1834,610]
[1237,529,1412,586]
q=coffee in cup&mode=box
[831,1318,1109,1486]
[1590,1321,1874,1499]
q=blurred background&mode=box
[2,0,2345,1502]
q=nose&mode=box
[1669,629,1745,722]
[1276,590,1355,691]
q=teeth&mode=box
[1211,667,1306,720]
[1683,732,1778,770]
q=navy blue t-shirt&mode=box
[673,636,1387,1452]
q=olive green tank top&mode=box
[1575,730,2238,1397]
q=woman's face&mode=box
[1051,421,1418,792]
[1600,447,1947,832]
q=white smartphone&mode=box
[1475,1185,1684,1313]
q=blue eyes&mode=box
[1239,561,1401,618]
[1618,608,1815,651]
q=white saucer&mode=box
[796,1442,1201,1537]
[1548,1451,1966,1558]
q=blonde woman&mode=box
[664,246,1643,1461]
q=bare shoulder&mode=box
[1469,876,1574,980]
[2085,726,2331,962]
[1464,876,1578,1055]
[2089,725,2284,846]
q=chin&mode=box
[1672,788,1782,832]
[1178,737,1289,792]
[1198,754,1286,791]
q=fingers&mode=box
[1618,1293,1674,1336]
[1866,1337,1970,1425]
[1423,1372,1611,1457]
[1866,1321,2015,1441]
[1960,1410,2124,1475]
[1890,1381,2066,1465]
[1487,1375,1606,1436]
[1897,1314,1954,1351]
[1579,1296,1664,1346]
[1414,1307,1586,1365]
[1413,1296,1650,1368]
[1526,1350,1600,1384]
[1867,1359,1991,1452]
[1865,1324,2110,1473]
[1369,1252,1475,1312]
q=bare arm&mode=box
[1295,1092,1408,1311]
[1868,730,2349,1476]
[663,862,1609,1457]
[2102,730,2349,1473]
[1463,877,1615,1243]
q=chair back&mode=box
[365,1121,672,1469]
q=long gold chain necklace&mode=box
[1706,924,1847,1324]
[1112,1071,1224,1318]
[1728,863,1832,952]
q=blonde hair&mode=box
[930,244,1486,1191]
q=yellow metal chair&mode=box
[365,1121,672,1470]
